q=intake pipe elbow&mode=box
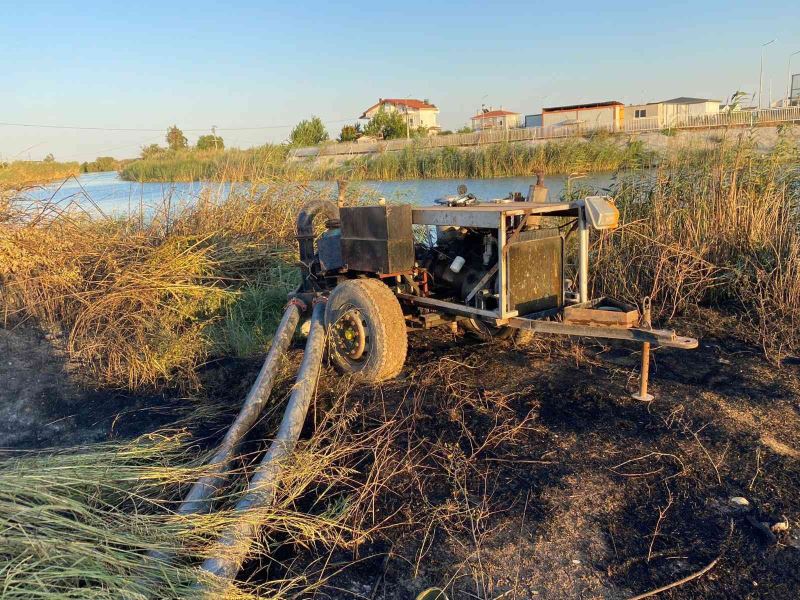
[296,198,340,263]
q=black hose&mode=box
[178,302,302,515]
[198,300,327,581]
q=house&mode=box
[542,101,625,130]
[359,98,440,132]
[626,97,721,127]
[470,109,523,131]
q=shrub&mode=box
[196,134,225,151]
[290,116,329,147]
[338,123,362,142]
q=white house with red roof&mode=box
[470,109,523,131]
[360,98,440,133]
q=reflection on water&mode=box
[26,171,618,216]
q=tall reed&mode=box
[0,160,80,189]
[119,136,653,183]
[594,132,800,358]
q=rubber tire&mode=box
[462,318,516,341]
[325,278,408,382]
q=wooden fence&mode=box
[289,106,800,159]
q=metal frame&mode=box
[406,199,698,351]
[411,200,588,320]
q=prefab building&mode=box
[470,109,523,131]
[626,97,720,127]
[524,113,543,128]
[542,101,624,130]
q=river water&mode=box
[26,171,616,215]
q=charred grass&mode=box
[286,318,800,599]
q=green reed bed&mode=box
[120,135,654,183]
[0,160,80,189]
[337,136,654,180]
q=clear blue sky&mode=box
[1,0,798,161]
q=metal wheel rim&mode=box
[333,308,369,362]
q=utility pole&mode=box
[788,50,800,105]
[759,38,776,109]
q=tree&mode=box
[338,123,362,142]
[166,125,188,151]
[456,126,473,134]
[196,134,225,151]
[290,116,329,147]
[363,108,408,140]
[140,144,165,159]
[81,156,119,172]
[43,153,55,162]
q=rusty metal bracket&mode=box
[285,297,308,313]
[502,208,534,258]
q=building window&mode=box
[634,109,647,119]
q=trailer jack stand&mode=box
[632,341,654,402]
[631,297,654,402]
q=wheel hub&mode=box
[334,310,367,360]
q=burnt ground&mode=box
[280,308,800,599]
[0,326,181,449]
[2,308,800,598]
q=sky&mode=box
[1,0,798,162]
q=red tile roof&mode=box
[471,109,520,119]
[360,98,438,118]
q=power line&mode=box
[0,116,355,133]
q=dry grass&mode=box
[0,180,319,389]
[0,407,387,600]
[593,131,800,359]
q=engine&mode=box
[419,225,500,311]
